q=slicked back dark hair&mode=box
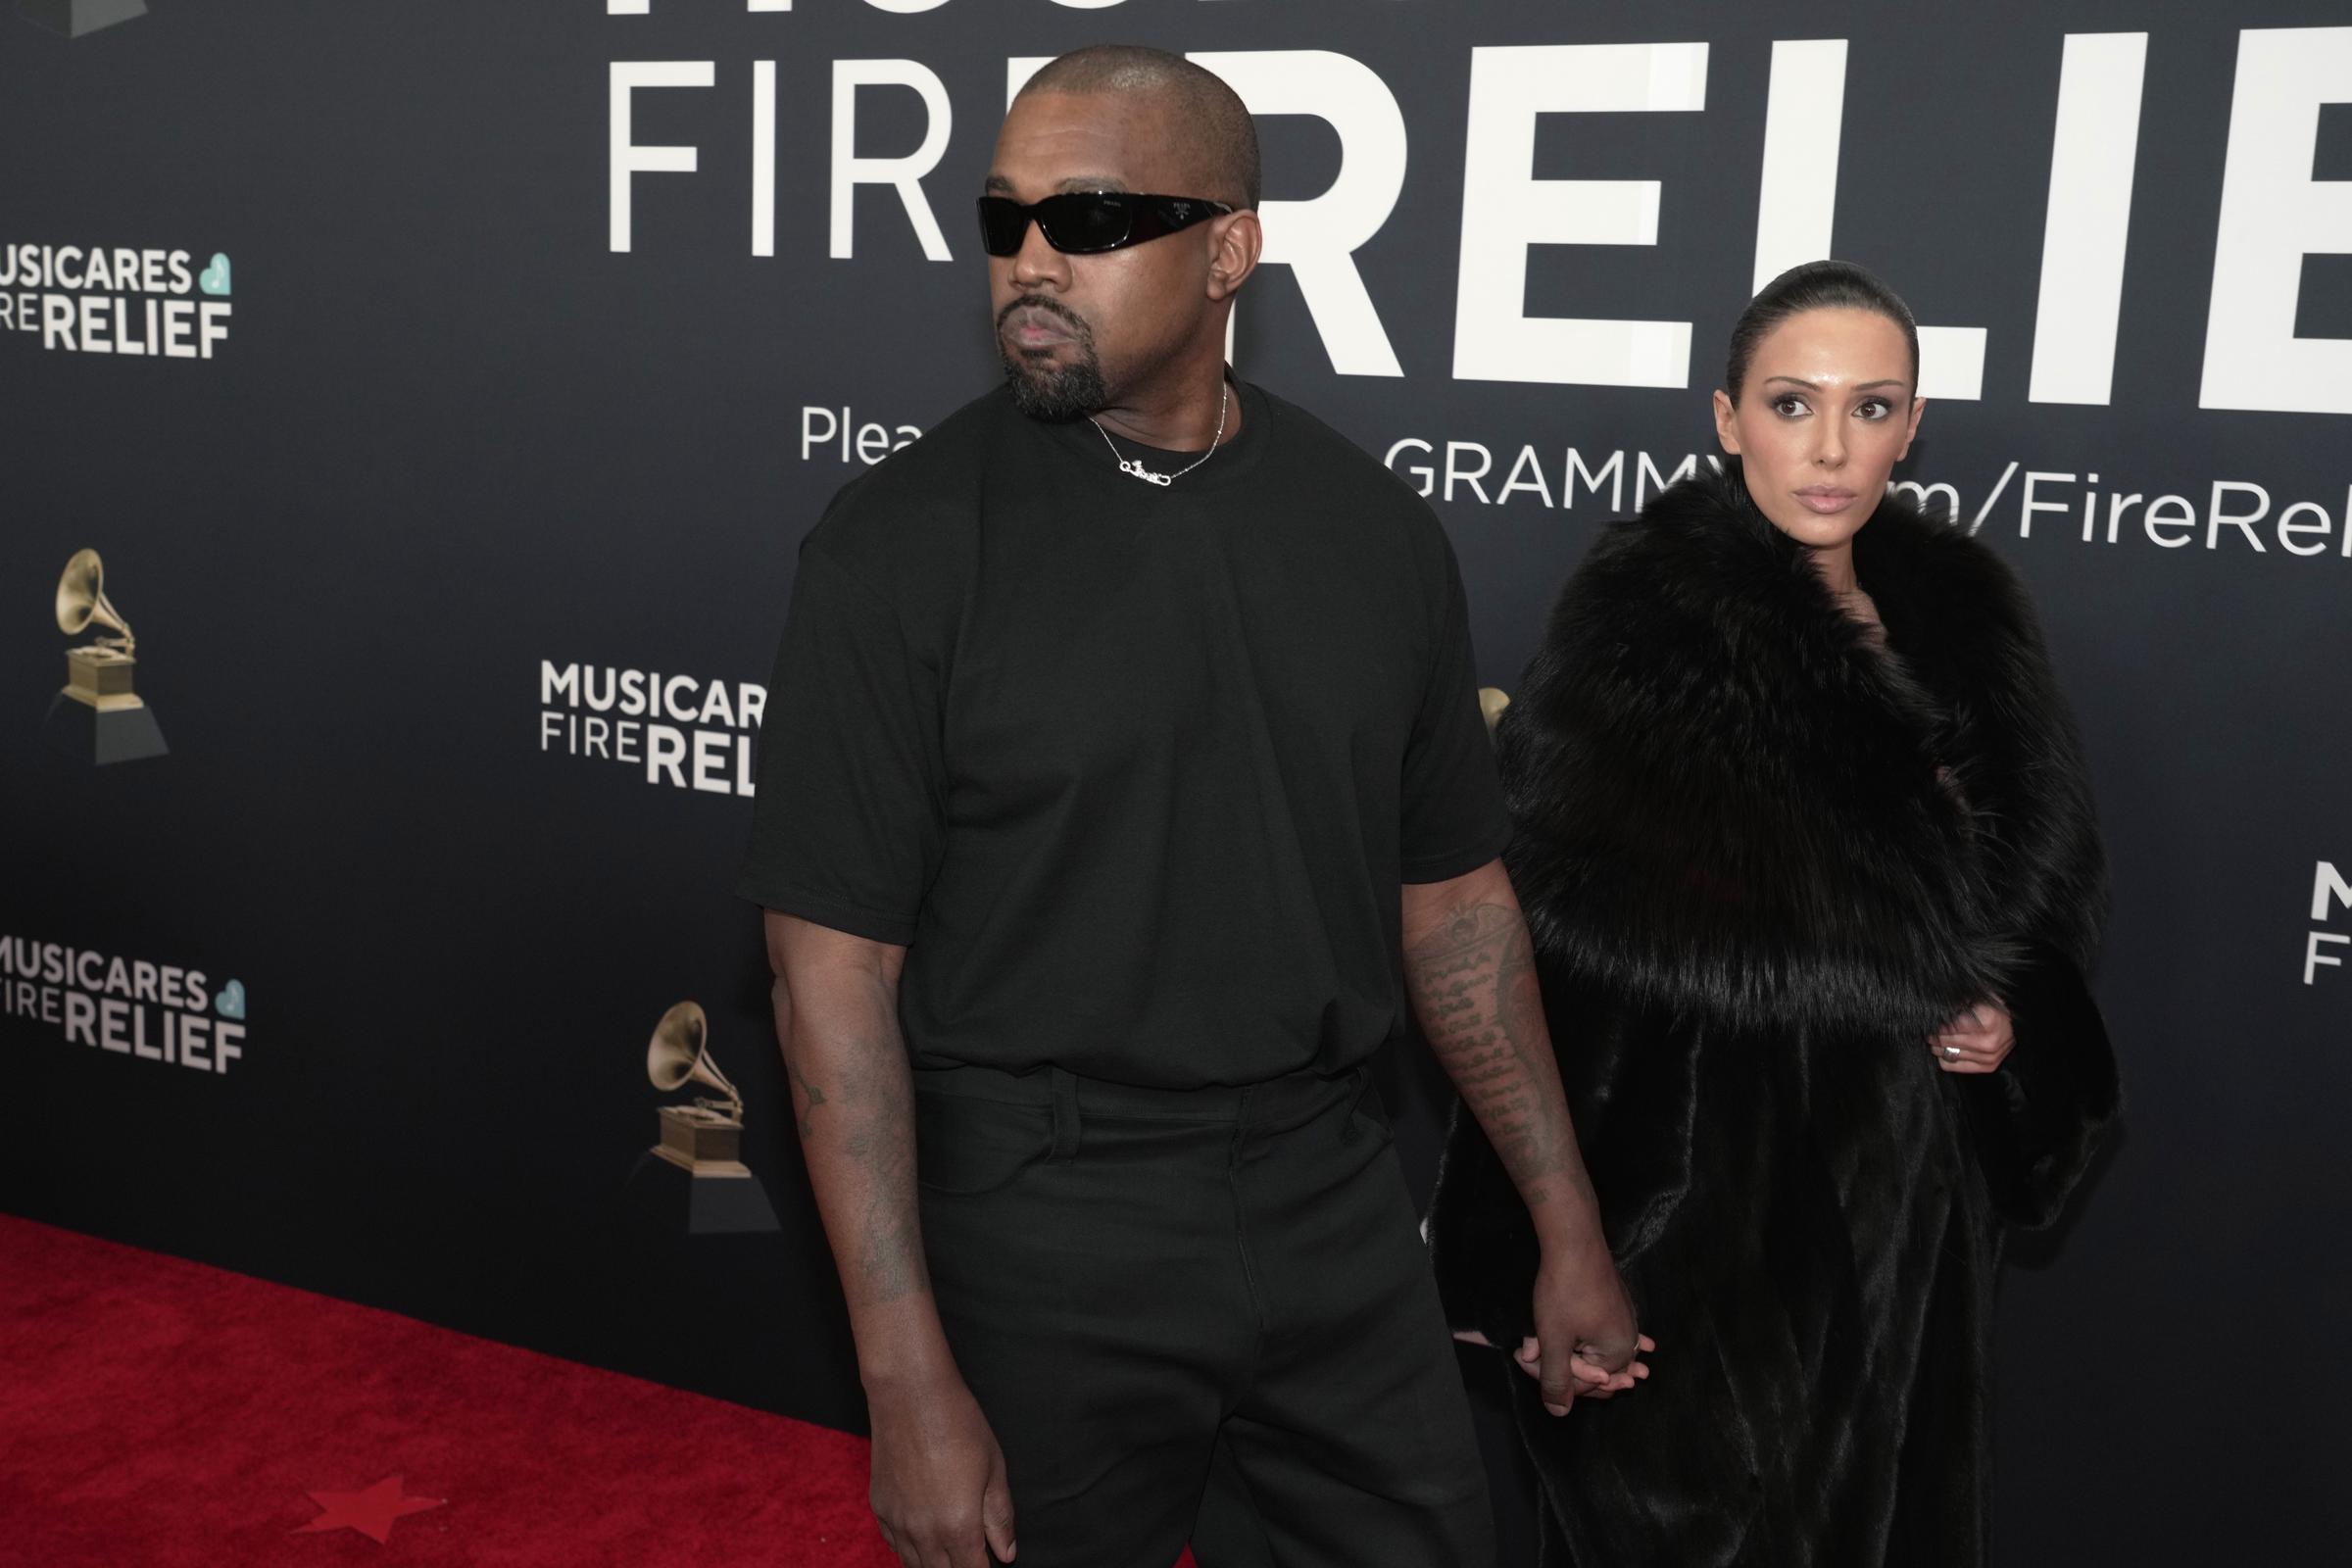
[1018,45,1261,209]
[1726,260,1919,403]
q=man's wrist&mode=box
[1530,1197,1608,1258]
[858,1323,960,1397]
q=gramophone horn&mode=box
[56,548,134,649]
[646,1001,739,1108]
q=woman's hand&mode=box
[1932,999,2014,1074]
[1452,1325,1658,1405]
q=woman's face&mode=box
[1712,308,1926,551]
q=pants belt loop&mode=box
[1049,1066,1081,1163]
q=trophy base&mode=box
[649,1144,753,1180]
[42,691,168,765]
[624,1151,780,1236]
[65,645,142,709]
[18,0,148,37]
[656,1102,743,1168]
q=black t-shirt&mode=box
[736,377,1510,1089]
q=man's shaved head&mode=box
[1017,46,1260,209]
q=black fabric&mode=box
[1425,463,2119,1567]
[911,1063,1495,1568]
[738,378,1510,1088]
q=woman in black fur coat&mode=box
[1428,262,2118,1566]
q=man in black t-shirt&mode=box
[741,46,1645,1568]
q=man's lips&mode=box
[1793,485,1860,515]
[1001,307,1079,350]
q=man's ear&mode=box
[1206,210,1263,302]
[1711,388,1741,455]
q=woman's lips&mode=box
[1793,486,1860,514]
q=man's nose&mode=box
[1011,219,1068,289]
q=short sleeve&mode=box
[1398,539,1512,883]
[734,538,946,945]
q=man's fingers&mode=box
[941,1523,990,1568]
[983,1453,1018,1563]
[1539,1346,1581,1415]
[1639,1334,1658,1352]
[1574,1338,1637,1374]
[1451,1329,1494,1348]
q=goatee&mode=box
[996,296,1107,421]
[1002,352,1109,421]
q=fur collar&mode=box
[1497,461,2105,1040]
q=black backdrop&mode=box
[4,3,2349,1563]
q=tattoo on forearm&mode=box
[841,1059,923,1304]
[788,1059,827,1141]
[1407,902,1573,1207]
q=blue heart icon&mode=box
[199,253,231,296]
[215,979,247,1019]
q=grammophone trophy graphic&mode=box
[45,548,168,765]
[628,1001,778,1235]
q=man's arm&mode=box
[764,910,1015,1568]
[1401,857,1647,1413]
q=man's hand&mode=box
[1530,1241,1652,1412]
[1933,999,2015,1075]
[1404,860,1654,1415]
[764,912,1012,1565]
[868,1371,1016,1568]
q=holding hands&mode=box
[1454,1239,1656,1416]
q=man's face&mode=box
[986,89,1224,419]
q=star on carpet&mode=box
[292,1474,446,1544]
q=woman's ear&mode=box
[1896,395,1927,462]
[1712,388,1741,455]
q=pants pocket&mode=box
[913,1092,1054,1197]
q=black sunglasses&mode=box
[976,191,1234,257]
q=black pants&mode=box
[912,1062,1495,1568]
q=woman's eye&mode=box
[1773,396,1808,417]
[1856,399,1890,421]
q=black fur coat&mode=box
[1428,463,2118,1567]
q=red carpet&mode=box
[0,1215,1053,1566]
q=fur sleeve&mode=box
[1956,947,2120,1228]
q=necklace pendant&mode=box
[1120,458,1173,487]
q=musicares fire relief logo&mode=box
[538,661,763,798]
[2307,861,2350,987]
[1,937,249,1074]
[0,243,232,361]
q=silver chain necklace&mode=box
[1088,381,1230,487]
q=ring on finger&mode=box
[1942,1044,1962,1060]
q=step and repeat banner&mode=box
[3,2,2347,1561]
